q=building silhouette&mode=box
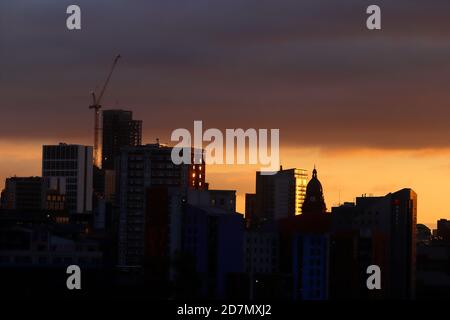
[416,224,432,244]
[437,219,450,241]
[331,188,417,299]
[181,203,244,299]
[42,143,93,214]
[416,220,450,299]
[253,168,307,224]
[279,167,331,300]
[187,189,236,212]
[2,177,45,211]
[101,109,142,170]
[301,168,326,215]
[116,143,205,267]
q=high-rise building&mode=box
[42,143,93,214]
[102,109,142,170]
[254,168,307,223]
[331,188,417,299]
[117,143,205,266]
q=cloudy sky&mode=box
[1,0,450,225]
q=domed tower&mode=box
[301,167,327,215]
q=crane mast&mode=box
[89,54,121,168]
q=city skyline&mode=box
[3,0,450,226]
[2,1,450,303]
[1,126,446,228]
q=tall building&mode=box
[331,188,417,299]
[102,109,142,170]
[117,143,205,266]
[42,143,93,214]
[279,167,331,300]
[254,167,307,223]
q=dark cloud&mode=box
[1,0,450,149]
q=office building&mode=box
[42,143,93,214]
[117,143,205,267]
[101,109,142,170]
[254,167,307,224]
[331,188,417,299]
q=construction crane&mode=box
[89,54,121,168]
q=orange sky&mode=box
[207,146,450,228]
[1,139,448,228]
[3,1,450,233]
